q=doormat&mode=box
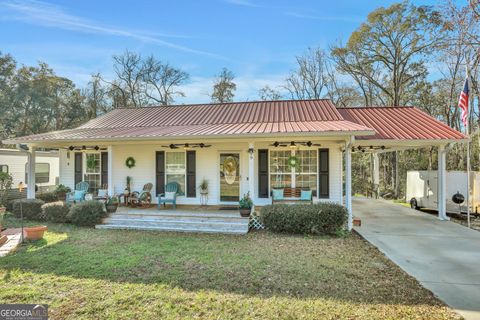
[218,206,238,210]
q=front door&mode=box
[219,153,240,202]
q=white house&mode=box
[2,99,467,230]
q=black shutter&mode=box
[101,152,108,188]
[258,149,269,198]
[186,150,196,197]
[74,152,83,186]
[156,151,165,196]
[318,149,329,198]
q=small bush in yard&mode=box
[37,191,58,203]
[68,200,107,227]
[260,203,348,235]
[12,199,45,220]
[42,201,69,223]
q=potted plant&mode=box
[0,172,12,215]
[55,184,71,201]
[24,226,48,241]
[199,179,208,194]
[105,196,119,213]
[125,176,132,196]
[239,192,253,217]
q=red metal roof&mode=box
[338,107,467,140]
[80,99,343,129]
[2,100,466,144]
[7,121,373,142]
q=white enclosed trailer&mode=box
[406,170,480,214]
[0,148,59,192]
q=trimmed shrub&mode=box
[42,201,69,223]
[68,201,107,227]
[12,199,45,220]
[260,203,348,235]
[37,191,58,203]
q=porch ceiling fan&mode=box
[162,143,212,149]
[270,141,321,147]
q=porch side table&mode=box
[200,192,208,206]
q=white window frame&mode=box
[0,165,8,173]
[165,150,187,195]
[83,152,101,192]
[24,162,50,184]
[268,148,318,196]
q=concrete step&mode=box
[113,210,242,219]
[103,214,247,224]
[96,211,249,234]
[96,224,247,235]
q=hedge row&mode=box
[260,203,348,235]
[11,199,107,227]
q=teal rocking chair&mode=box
[157,182,180,209]
[66,181,90,203]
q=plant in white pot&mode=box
[239,192,253,217]
[199,179,208,194]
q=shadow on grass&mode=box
[0,216,442,307]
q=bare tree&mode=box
[284,48,328,100]
[331,3,442,107]
[83,74,110,118]
[211,68,236,103]
[258,85,282,101]
[143,56,189,105]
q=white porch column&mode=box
[26,147,36,199]
[345,142,353,230]
[438,145,449,220]
[107,146,114,196]
[248,142,255,203]
[373,152,380,199]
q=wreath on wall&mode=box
[288,155,299,170]
[125,157,136,169]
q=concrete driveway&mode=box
[353,197,480,320]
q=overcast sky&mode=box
[0,0,437,103]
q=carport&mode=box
[339,107,468,225]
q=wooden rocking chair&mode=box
[129,183,153,208]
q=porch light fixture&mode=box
[94,146,99,151]
[183,143,190,150]
[69,146,74,151]
[289,141,297,149]
[248,147,255,159]
[82,146,86,150]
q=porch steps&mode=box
[95,211,249,235]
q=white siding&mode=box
[0,149,59,189]
[59,149,74,189]
[57,140,345,206]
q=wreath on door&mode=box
[288,155,299,170]
[223,156,238,185]
[125,156,136,169]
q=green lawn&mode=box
[0,214,459,319]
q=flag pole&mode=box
[465,62,471,228]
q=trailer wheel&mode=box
[410,198,419,210]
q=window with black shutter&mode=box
[186,150,196,197]
[258,149,269,198]
[156,151,165,196]
[74,152,83,186]
[318,149,329,198]
[101,152,108,188]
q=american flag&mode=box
[458,76,469,128]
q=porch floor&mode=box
[96,205,250,235]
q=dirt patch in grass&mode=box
[0,215,460,319]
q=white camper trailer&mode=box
[0,148,59,192]
[406,170,480,214]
